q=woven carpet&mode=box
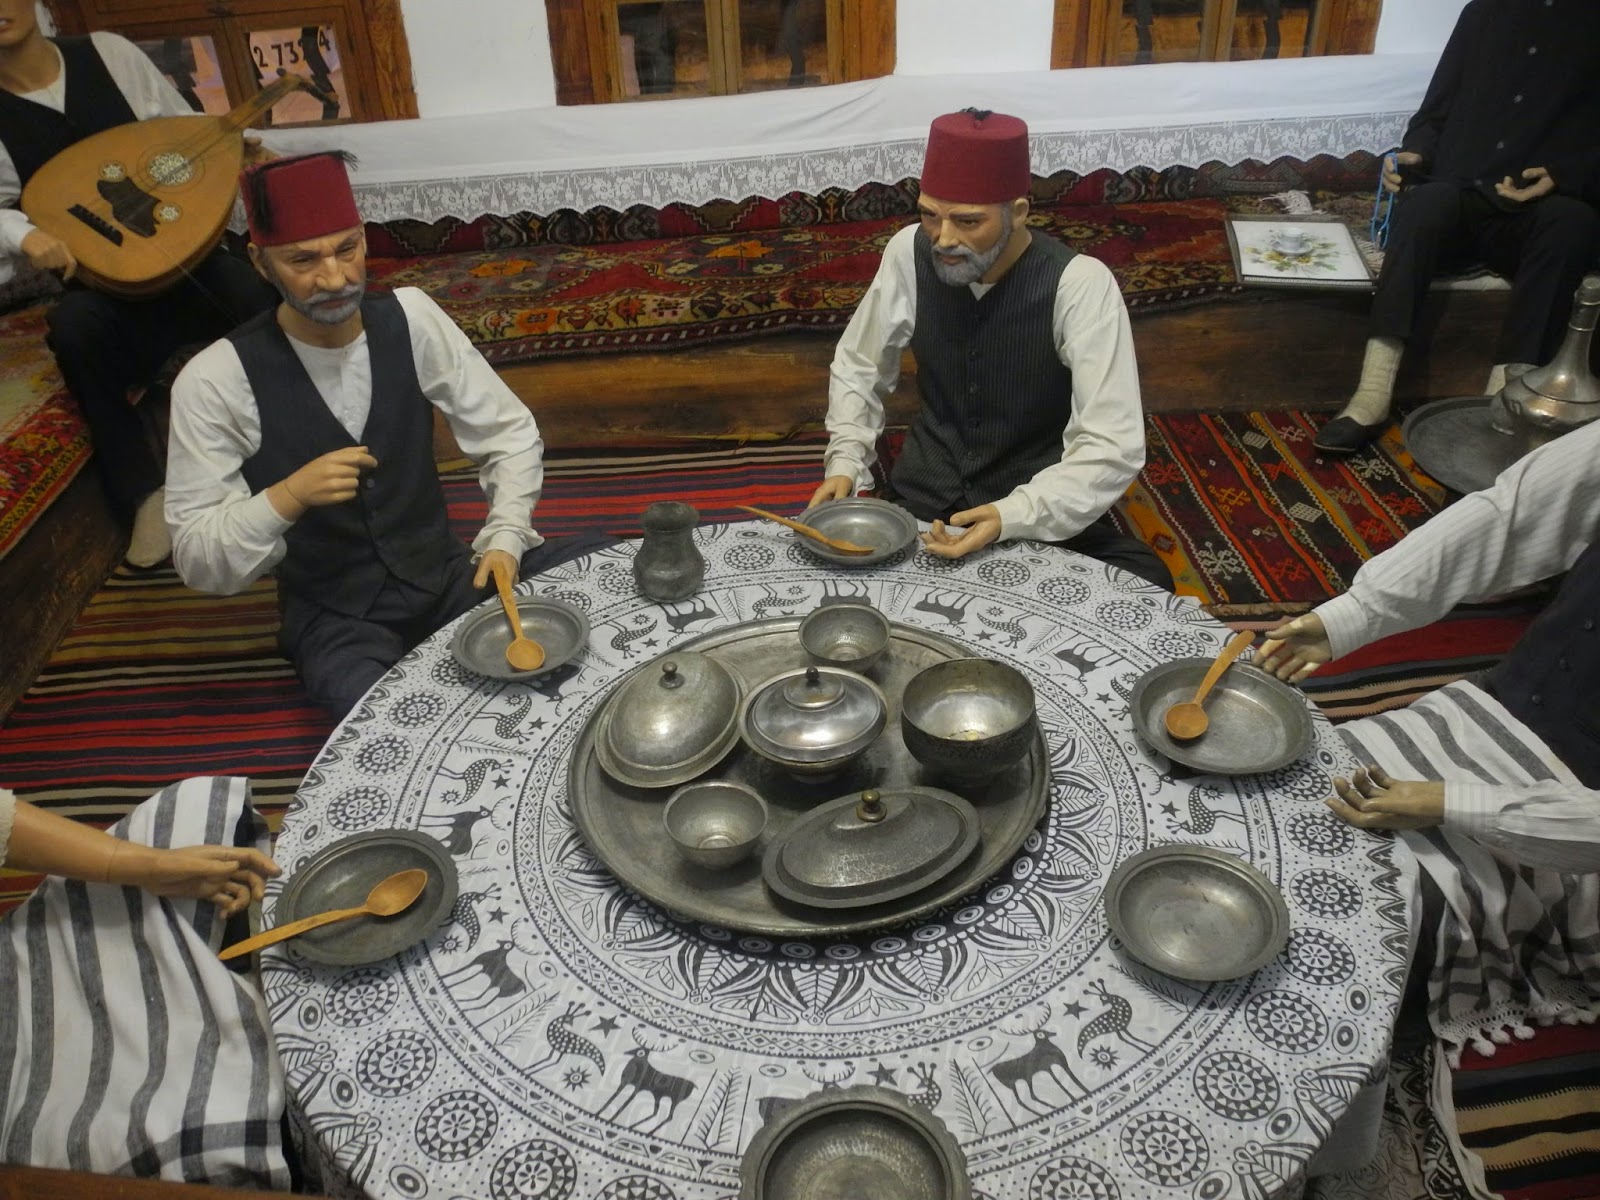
[0,303,90,561]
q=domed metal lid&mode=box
[739,666,887,765]
[762,787,980,909]
[595,652,743,788]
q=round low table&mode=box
[267,523,1408,1200]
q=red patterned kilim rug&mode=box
[0,304,91,560]
[365,199,1239,365]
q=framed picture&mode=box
[1225,214,1374,289]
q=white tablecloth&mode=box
[268,523,1410,1199]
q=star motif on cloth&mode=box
[643,638,659,648]
[976,631,994,642]
[494,774,511,789]
[869,1062,896,1086]
[489,908,507,923]
[530,718,546,730]
[592,1015,620,1035]
[1160,802,1178,817]
[1095,693,1114,704]
[1061,1000,1087,1018]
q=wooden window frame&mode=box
[545,0,895,106]
[1050,0,1381,70]
[42,0,418,121]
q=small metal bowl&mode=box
[451,595,590,680]
[740,1084,969,1200]
[799,603,891,672]
[1128,658,1314,775]
[663,781,769,870]
[901,658,1037,779]
[1104,845,1290,981]
[740,665,888,779]
[792,497,919,567]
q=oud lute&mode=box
[21,74,313,298]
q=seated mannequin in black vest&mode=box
[165,152,611,718]
[810,109,1171,591]
[0,2,276,566]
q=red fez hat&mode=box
[242,151,361,247]
[920,109,1031,204]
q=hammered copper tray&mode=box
[567,618,1050,937]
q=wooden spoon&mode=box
[738,505,873,555]
[492,566,545,671]
[1164,630,1256,742]
[218,868,429,961]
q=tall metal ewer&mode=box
[1499,274,1600,459]
[633,501,706,602]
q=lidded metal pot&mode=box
[1498,274,1600,458]
[739,665,887,778]
[595,651,743,789]
[633,501,706,603]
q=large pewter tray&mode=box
[567,618,1049,937]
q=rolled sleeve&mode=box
[1444,780,1600,873]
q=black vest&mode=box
[1484,541,1600,786]
[891,228,1078,520]
[0,37,136,188]
[233,293,466,618]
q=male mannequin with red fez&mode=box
[167,152,604,717]
[813,109,1169,590]
[0,0,276,567]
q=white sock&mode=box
[1335,337,1403,425]
[127,487,171,568]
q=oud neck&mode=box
[222,75,306,133]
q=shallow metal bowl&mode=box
[451,594,590,680]
[799,603,891,672]
[1104,844,1290,981]
[901,657,1037,778]
[792,497,919,567]
[1401,394,1517,496]
[1129,658,1314,775]
[274,830,458,966]
[740,1085,969,1200]
[664,780,768,869]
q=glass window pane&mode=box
[134,34,228,115]
[1227,0,1316,60]
[248,25,351,125]
[736,0,830,92]
[616,2,711,99]
[1110,0,1209,66]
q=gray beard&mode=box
[930,209,1013,286]
[268,269,366,325]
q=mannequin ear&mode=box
[1011,197,1031,225]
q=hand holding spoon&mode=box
[218,868,428,961]
[1164,630,1256,741]
[492,564,545,671]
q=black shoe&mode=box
[1313,414,1386,456]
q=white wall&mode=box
[400,0,1462,119]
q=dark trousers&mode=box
[1052,515,1175,592]
[280,530,620,718]
[1371,183,1600,365]
[45,248,276,518]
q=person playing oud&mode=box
[0,0,275,566]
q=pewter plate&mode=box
[274,830,459,966]
[740,1085,969,1200]
[1104,844,1290,981]
[451,595,590,680]
[792,497,919,567]
[1402,394,1518,495]
[568,618,1050,937]
[1129,658,1314,775]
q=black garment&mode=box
[4,37,276,519]
[235,293,461,618]
[1482,539,1600,787]
[1374,0,1600,361]
[284,532,619,717]
[0,37,134,186]
[1372,183,1600,364]
[46,249,275,513]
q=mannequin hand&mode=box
[1325,766,1445,831]
[242,135,277,165]
[110,842,281,917]
[273,447,379,516]
[1255,612,1332,683]
[21,228,76,280]
[1495,167,1555,204]
[1382,151,1423,194]
[922,505,1002,560]
[809,475,855,507]
[474,549,519,591]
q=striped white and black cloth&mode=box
[1342,682,1600,1063]
[0,776,289,1187]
